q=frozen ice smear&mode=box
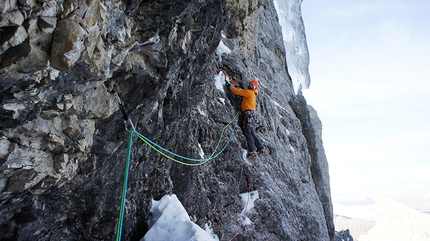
[142,194,219,241]
[214,71,227,93]
[218,97,225,105]
[273,0,311,93]
[239,190,259,225]
[216,39,231,62]
[197,143,205,159]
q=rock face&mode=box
[335,229,354,241]
[0,0,334,240]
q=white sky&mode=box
[301,0,430,198]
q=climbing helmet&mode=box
[249,79,259,89]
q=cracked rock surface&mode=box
[0,0,334,240]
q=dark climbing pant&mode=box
[242,119,264,153]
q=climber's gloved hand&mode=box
[231,79,239,87]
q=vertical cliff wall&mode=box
[0,0,334,240]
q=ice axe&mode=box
[222,69,239,87]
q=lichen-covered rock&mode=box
[0,0,334,240]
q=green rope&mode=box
[116,129,133,241]
[115,112,239,239]
[134,111,239,166]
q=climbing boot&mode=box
[246,151,257,159]
[257,147,266,155]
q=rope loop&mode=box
[115,111,240,240]
[134,111,240,166]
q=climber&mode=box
[226,76,265,159]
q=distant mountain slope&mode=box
[335,215,374,240]
[360,198,430,241]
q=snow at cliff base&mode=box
[141,194,219,241]
[141,193,259,241]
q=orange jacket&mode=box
[229,86,259,111]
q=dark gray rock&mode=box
[0,0,334,240]
[335,229,354,241]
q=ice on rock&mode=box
[274,0,311,93]
[239,190,259,225]
[214,71,227,93]
[216,32,231,62]
[143,194,218,241]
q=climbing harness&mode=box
[114,94,240,240]
[240,110,256,129]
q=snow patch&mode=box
[197,105,207,117]
[142,194,218,241]
[216,37,231,62]
[272,99,289,113]
[197,143,205,159]
[3,103,26,119]
[214,71,226,93]
[204,222,219,241]
[142,33,160,46]
[239,190,259,225]
[289,143,295,154]
[241,149,252,165]
[218,98,225,105]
